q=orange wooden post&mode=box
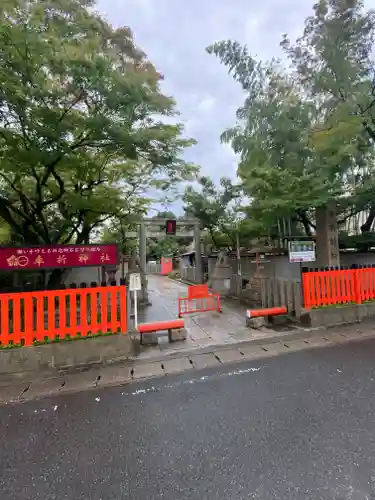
[12,295,21,344]
[352,265,362,304]
[368,266,375,300]
[47,293,56,340]
[79,289,89,337]
[302,269,312,308]
[110,286,118,332]
[70,289,78,337]
[90,288,99,335]
[119,286,127,333]
[23,293,34,346]
[100,286,108,333]
[0,295,9,347]
[34,293,45,342]
[58,291,67,339]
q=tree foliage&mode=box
[0,0,197,246]
[207,0,375,237]
[183,176,244,250]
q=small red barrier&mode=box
[160,257,173,275]
[246,306,287,318]
[188,284,209,299]
[178,285,221,317]
[137,319,185,333]
[137,319,185,344]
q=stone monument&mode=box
[315,201,340,267]
[208,251,232,296]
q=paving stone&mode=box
[340,330,375,341]
[283,339,313,351]
[132,362,164,379]
[230,330,256,341]
[162,357,193,374]
[170,328,187,341]
[24,378,65,399]
[159,339,196,353]
[140,334,159,346]
[301,336,332,347]
[0,383,29,404]
[324,332,349,344]
[60,371,100,393]
[214,349,244,363]
[238,345,268,359]
[259,342,288,356]
[98,365,132,386]
[191,338,216,347]
[189,353,220,369]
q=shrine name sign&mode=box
[0,244,118,271]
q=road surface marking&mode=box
[128,365,262,397]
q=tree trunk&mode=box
[361,203,375,233]
[297,210,312,237]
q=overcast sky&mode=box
[96,0,375,201]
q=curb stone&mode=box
[1,325,375,405]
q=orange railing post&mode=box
[0,281,127,348]
[351,264,362,304]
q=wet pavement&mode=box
[136,275,291,358]
[2,320,375,404]
[2,339,375,499]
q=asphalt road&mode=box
[1,340,375,500]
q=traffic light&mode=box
[166,219,177,235]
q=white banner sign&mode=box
[288,241,316,263]
[129,273,142,291]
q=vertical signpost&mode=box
[129,272,142,329]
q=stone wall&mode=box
[0,333,138,377]
[301,302,375,328]
[207,251,375,282]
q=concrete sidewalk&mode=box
[1,320,375,405]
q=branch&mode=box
[40,132,94,187]
[58,91,86,123]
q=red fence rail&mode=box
[302,265,375,308]
[178,284,221,317]
[0,283,127,347]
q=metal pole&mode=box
[236,225,241,296]
[134,290,138,329]
[138,222,149,304]
[194,222,203,284]
[139,222,147,274]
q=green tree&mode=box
[206,43,341,235]
[207,3,375,238]
[0,0,197,246]
[281,0,375,233]
[183,175,243,250]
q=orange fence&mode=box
[302,265,375,308]
[178,284,221,317]
[0,284,127,347]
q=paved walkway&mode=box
[137,275,293,359]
